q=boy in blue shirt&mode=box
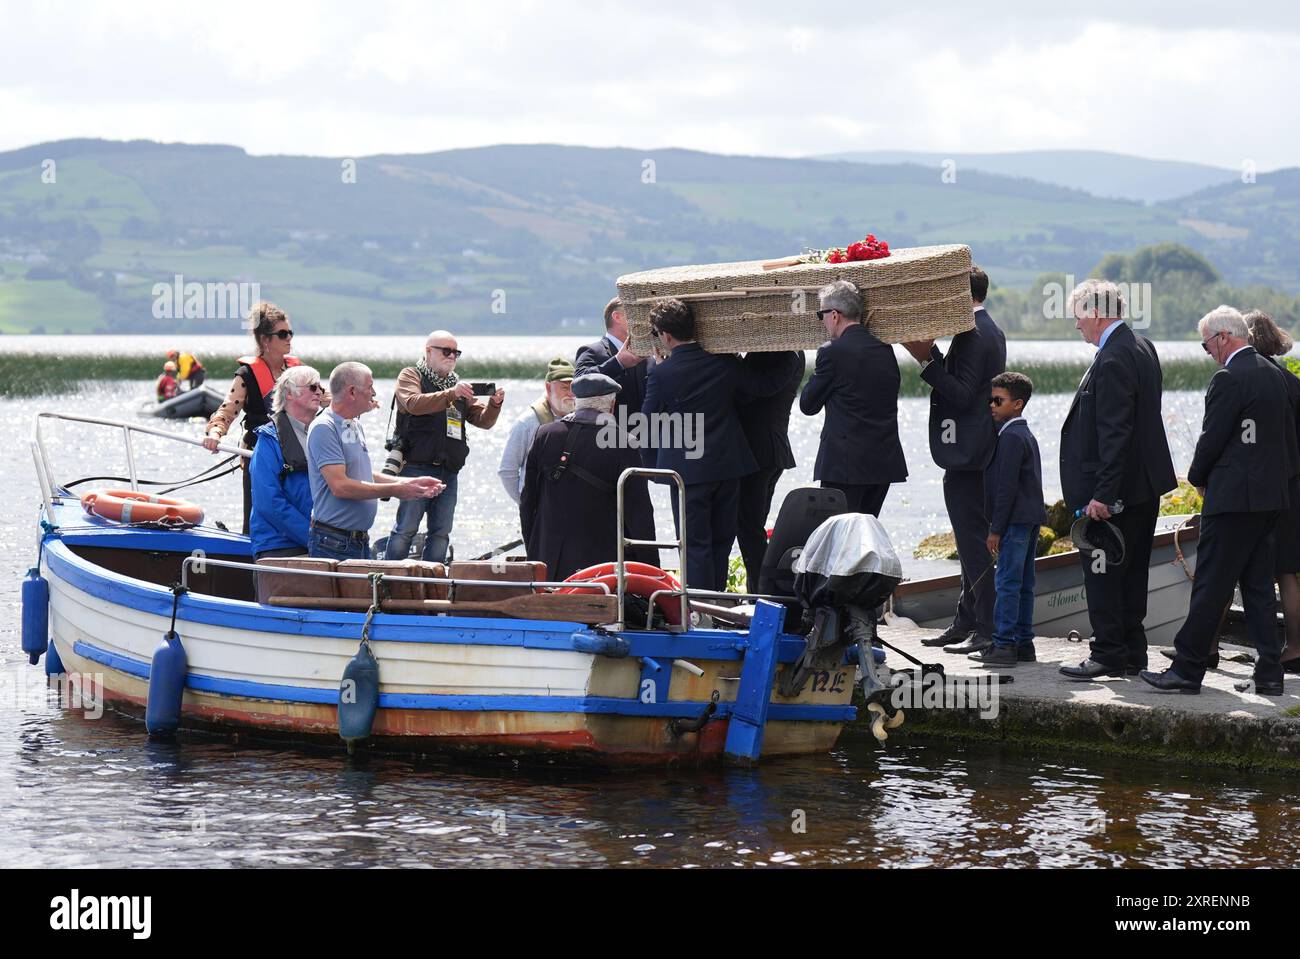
[970,372,1047,667]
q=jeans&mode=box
[385,464,459,563]
[992,524,1038,649]
[308,526,371,562]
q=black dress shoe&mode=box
[1235,679,1284,695]
[1139,668,1200,693]
[1018,645,1037,663]
[969,645,1017,666]
[1161,648,1218,670]
[922,627,969,648]
[1283,659,1300,675]
[1059,659,1128,680]
[945,635,993,655]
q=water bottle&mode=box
[1075,499,1124,519]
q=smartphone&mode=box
[471,382,496,396]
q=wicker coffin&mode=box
[617,244,973,353]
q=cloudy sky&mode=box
[2,0,1298,168]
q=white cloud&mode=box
[1,0,1297,168]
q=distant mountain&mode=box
[816,150,1238,204]
[0,139,1293,335]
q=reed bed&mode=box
[0,351,1219,399]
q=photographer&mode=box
[383,330,505,562]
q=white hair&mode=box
[328,361,372,396]
[817,280,862,320]
[272,365,321,414]
[1069,279,1125,320]
[1198,305,1248,341]
[574,394,616,413]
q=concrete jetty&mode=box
[847,621,1300,772]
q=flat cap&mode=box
[571,372,622,398]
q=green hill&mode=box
[0,139,1295,335]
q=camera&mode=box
[382,436,406,476]
[471,381,495,396]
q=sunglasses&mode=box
[306,383,323,394]
[1201,331,1223,353]
[268,329,293,340]
[990,396,1007,406]
[815,309,837,320]
[430,346,462,359]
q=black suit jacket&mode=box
[641,342,780,485]
[1059,323,1176,511]
[1188,347,1294,515]
[1271,357,1300,485]
[519,409,656,580]
[736,351,805,471]
[799,324,907,485]
[575,334,649,415]
[923,307,1006,472]
[983,419,1047,534]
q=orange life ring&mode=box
[558,562,685,626]
[81,489,204,527]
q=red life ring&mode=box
[81,489,205,528]
[558,562,685,626]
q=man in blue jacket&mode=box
[249,365,323,601]
[969,372,1046,667]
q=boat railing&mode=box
[616,467,690,632]
[180,555,611,609]
[32,411,249,513]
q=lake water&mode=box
[3,344,1295,869]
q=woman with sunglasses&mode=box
[247,366,325,599]
[203,301,307,532]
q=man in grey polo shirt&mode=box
[307,361,443,560]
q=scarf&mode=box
[416,358,459,392]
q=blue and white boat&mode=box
[23,413,868,766]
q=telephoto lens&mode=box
[381,441,405,477]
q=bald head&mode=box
[423,329,460,376]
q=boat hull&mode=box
[42,533,853,766]
[891,518,1199,646]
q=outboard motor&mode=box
[783,513,907,741]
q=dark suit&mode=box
[799,324,907,516]
[642,342,781,591]
[1059,323,1177,670]
[735,351,805,593]
[520,408,656,582]
[575,334,649,415]
[923,307,1006,637]
[1171,346,1294,687]
[984,419,1047,533]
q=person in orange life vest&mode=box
[156,361,180,402]
[203,302,320,533]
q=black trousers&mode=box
[737,465,784,594]
[1083,498,1159,670]
[821,481,889,517]
[671,479,740,593]
[944,469,995,638]
[1172,511,1281,686]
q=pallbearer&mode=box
[904,266,1007,654]
[520,373,657,582]
[1058,280,1176,681]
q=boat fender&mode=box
[146,586,189,737]
[21,567,49,665]
[45,637,65,677]
[146,630,188,737]
[570,631,629,657]
[338,640,380,753]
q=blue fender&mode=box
[146,630,188,737]
[21,568,49,665]
[338,641,380,751]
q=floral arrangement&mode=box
[802,234,891,265]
